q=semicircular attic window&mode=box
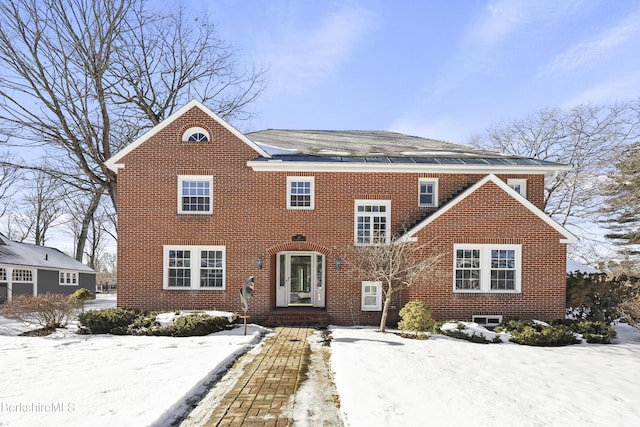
[182,127,210,143]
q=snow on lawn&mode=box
[0,295,265,427]
[330,325,640,427]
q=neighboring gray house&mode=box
[0,234,95,303]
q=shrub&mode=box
[1,294,78,328]
[497,320,580,347]
[438,321,501,344]
[77,308,141,334]
[566,272,638,323]
[551,319,617,344]
[69,288,95,311]
[149,313,231,337]
[398,301,435,333]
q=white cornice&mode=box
[246,160,570,174]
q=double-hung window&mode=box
[361,281,382,311]
[418,178,438,207]
[354,200,391,245]
[507,179,527,197]
[287,176,314,209]
[453,244,521,293]
[178,175,213,214]
[163,245,226,290]
[59,271,78,286]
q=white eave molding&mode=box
[398,174,577,244]
[105,100,271,172]
[246,160,570,174]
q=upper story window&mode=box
[453,244,521,293]
[507,179,527,197]
[355,200,391,245]
[163,245,226,290]
[418,178,438,207]
[59,271,78,286]
[178,175,213,214]
[12,269,33,282]
[287,176,314,210]
[181,127,210,143]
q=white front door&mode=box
[276,252,325,307]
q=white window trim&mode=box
[362,281,382,311]
[418,178,439,207]
[354,200,392,246]
[472,315,503,326]
[453,244,522,293]
[181,127,210,143]
[286,176,315,210]
[507,179,527,197]
[163,245,226,290]
[12,268,34,283]
[177,175,214,215]
[59,270,79,286]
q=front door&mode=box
[276,252,325,307]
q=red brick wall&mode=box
[115,106,566,325]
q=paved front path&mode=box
[202,327,314,427]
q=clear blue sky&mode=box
[184,0,640,144]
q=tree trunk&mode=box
[379,289,394,333]
[75,191,102,263]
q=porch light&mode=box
[256,256,263,270]
[335,256,341,272]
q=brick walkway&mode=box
[202,327,314,427]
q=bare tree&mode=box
[348,237,442,332]
[470,102,640,233]
[0,0,265,255]
[0,153,22,218]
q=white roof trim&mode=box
[105,100,271,171]
[398,174,577,244]
[246,161,567,174]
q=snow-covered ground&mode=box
[2,294,640,427]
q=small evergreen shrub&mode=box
[550,319,617,344]
[438,321,501,344]
[69,288,95,311]
[77,308,141,334]
[149,313,231,337]
[496,319,580,347]
[398,301,435,333]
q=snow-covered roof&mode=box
[0,234,94,273]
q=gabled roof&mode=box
[398,174,577,244]
[245,130,569,173]
[0,234,94,272]
[105,100,271,171]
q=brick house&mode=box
[105,100,576,326]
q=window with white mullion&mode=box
[418,178,438,207]
[354,200,391,245]
[454,244,521,293]
[178,175,213,214]
[287,176,314,209]
[164,246,226,290]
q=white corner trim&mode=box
[398,174,577,244]
[105,100,271,172]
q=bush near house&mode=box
[495,320,581,347]
[551,319,617,344]
[1,294,79,329]
[70,288,95,311]
[77,308,236,336]
[619,295,640,331]
[398,301,435,335]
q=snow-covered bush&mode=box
[398,300,434,334]
[437,321,502,344]
[78,307,141,334]
[149,312,232,336]
[496,320,580,347]
[551,319,616,344]
[1,293,79,329]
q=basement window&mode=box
[472,315,503,327]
